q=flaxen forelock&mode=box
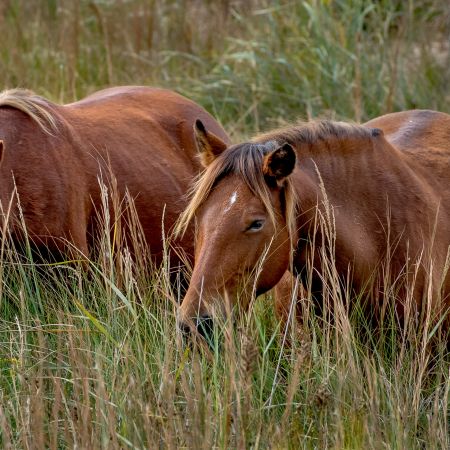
[175,140,298,253]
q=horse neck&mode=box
[294,133,432,245]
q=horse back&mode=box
[365,109,450,154]
[62,86,230,191]
[65,86,230,152]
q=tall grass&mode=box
[0,179,448,448]
[0,0,449,448]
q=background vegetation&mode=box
[1,0,449,133]
[0,0,449,448]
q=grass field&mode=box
[0,1,449,448]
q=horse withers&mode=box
[0,86,229,269]
[177,110,450,338]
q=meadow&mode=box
[0,0,449,448]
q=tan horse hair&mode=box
[0,88,59,135]
[253,118,375,146]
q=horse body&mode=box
[0,86,230,263]
[177,111,450,333]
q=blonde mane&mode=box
[175,141,299,252]
[254,119,377,146]
[0,88,59,135]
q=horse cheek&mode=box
[261,231,291,294]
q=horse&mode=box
[176,110,450,338]
[0,86,230,268]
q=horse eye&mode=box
[246,219,265,232]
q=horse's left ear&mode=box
[263,143,296,182]
[194,119,228,167]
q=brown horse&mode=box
[177,110,450,336]
[0,86,229,266]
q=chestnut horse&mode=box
[0,86,229,266]
[177,110,450,336]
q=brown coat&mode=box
[177,111,450,334]
[0,86,229,264]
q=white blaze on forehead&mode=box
[224,191,238,213]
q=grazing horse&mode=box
[177,110,450,336]
[0,86,230,266]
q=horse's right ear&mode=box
[0,141,4,165]
[194,120,228,167]
[263,143,296,183]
